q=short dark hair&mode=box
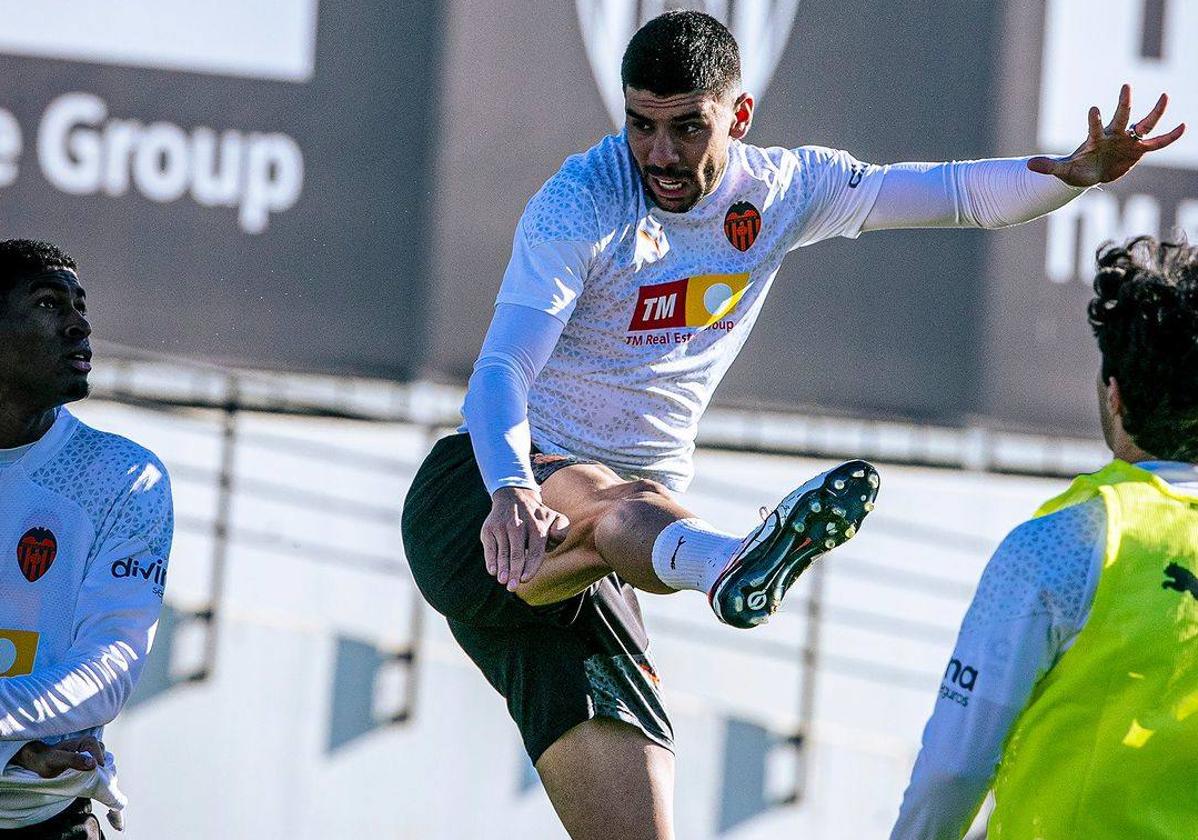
[1089,235,1198,461]
[621,10,741,99]
[0,239,77,301]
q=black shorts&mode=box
[0,799,105,839]
[401,433,673,763]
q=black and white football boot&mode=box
[708,460,880,629]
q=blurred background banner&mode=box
[980,0,1198,434]
[0,0,443,379]
[1,0,1194,437]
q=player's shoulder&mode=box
[30,412,171,518]
[971,499,1105,622]
[735,142,869,198]
[737,141,855,170]
[1002,498,1106,557]
[73,416,168,484]
[522,131,638,247]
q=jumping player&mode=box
[892,236,1198,839]
[403,12,1183,839]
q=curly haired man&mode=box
[893,236,1198,839]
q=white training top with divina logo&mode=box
[0,408,173,829]
[489,130,885,489]
[890,461,1198,840]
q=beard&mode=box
[640,156,724,213]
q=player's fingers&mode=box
[1133,92,1169,136]
[1141,122,1186,151]
[66,750,97,772]
[493,528,512,585]
[522,524,546,583]
[522,536,546,582]
[480,527,498,577]
[1109,83,1132,132]
[506,525,528,590]
[547,513,571,549]
[42,750,93,777]
[35,754,66,778]
[78,736,105,767]
[1088,106,1104,141]
[1027,156,1063,176]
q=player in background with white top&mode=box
[891,236,1198,840]
[0,240,173,838]
[402,12,1184,840]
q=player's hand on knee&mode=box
[11,737,104,778]
[483,487,570,591]
[523,507,570,586]
[56,735,107,769]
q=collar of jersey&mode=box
[1137,460,1198,486]
[0,441,35,465]
[8,408,78,475]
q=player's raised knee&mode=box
[594,479,674,543]
[612,478,672,501]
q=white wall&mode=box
[68,399,1075,839]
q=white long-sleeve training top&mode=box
[0,407,173,829]
[461,136,1083,495]
[890,461,1198,839]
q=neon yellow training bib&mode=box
[989,461,1198,840]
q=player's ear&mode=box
[730,92,754,140]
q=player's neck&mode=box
[704,153,732,203]
[1112,439,1154,464]
[0,401,57,449]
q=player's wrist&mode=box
[491,484,541,503]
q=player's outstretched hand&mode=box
[482,486,570,592]
[1028,83,1186,187]
[11,736,106,778]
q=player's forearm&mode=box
[463,303,565,494]
[862,157,1085,232]
[890,766,991,840]
[890,693,1025,839]
[0,642,143,740]
[463,359,538,494]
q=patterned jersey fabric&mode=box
[480,130,885,489]
[891,461,1198,840]
[0,407,173,828]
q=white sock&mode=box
[650,518,742,593]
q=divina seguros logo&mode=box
[576,0,803,128]
[939,657,978,707]
[111,555,168,600]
